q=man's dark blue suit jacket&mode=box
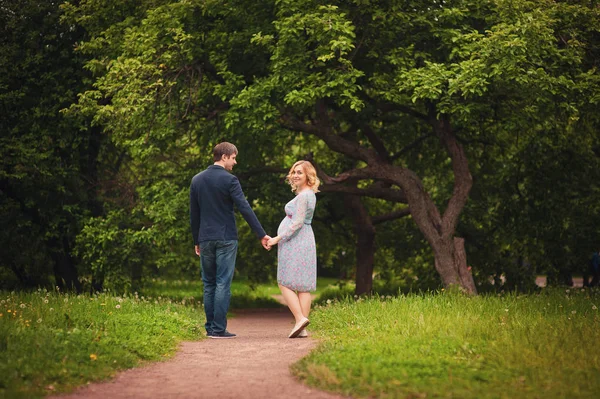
[190,165,266,244]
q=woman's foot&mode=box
[288,317,310,338]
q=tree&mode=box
[230,0,600,293]
[0,0,103,291]
[62,0,290,289]
[63,0,600,295]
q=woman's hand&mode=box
[267,236,281,247]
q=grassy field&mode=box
[140,278,283,309]
[294,288,600,398]
[140,276,340,308]
[6,279,595,399]
[0,277,334,398]
[0,288,204,398]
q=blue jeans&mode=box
[199,240,238,334]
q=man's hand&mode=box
[195,245,201,257]
[261,235,272,251]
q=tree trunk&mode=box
[454,238,476,293]
[433,237,476,294]
[375,118,476,294]
[344,195,376,295]
[51,237,82,293]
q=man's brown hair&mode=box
[213,142,238,162]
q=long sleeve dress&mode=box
[276,190,317,292]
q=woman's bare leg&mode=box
[298,292,312,318]
[279,284,305,323]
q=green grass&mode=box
[0,277,338,398]
[0,289,204,398]
[140,278,282,309]
[140,276,341,309]
[294,288,600,398]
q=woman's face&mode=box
[291,165,308,189]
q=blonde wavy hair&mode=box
[286,160,320,193]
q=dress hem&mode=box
[277,281,316,293]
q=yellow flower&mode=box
[90,354,98,361]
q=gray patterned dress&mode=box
[276,190,317,292]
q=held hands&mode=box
[267,236,281,248]
[261,235,272,251]
[260,235,281,251]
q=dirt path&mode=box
[51,308,346,399]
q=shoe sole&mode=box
[289,319,310,338]
[210,335,236,339]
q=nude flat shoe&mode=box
[288,317,310,338]
[298,329,308,338]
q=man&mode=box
[190,142,270,339]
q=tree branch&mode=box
[358,92,429,121]
[304,153,406,202]
[362,123,391,162]
[372,207,411,225]
[279,110,381,164]
[236,166,288,180]
[320,184,407,203]
[430,110,473,238]
[392,133,433,160]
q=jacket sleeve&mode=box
[190,181,200,244]
[279,193,308,243]
[229,176,266,239]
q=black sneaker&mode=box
[210,330,236,339]
[206,331,214,337]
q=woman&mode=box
[267,160,319,338]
